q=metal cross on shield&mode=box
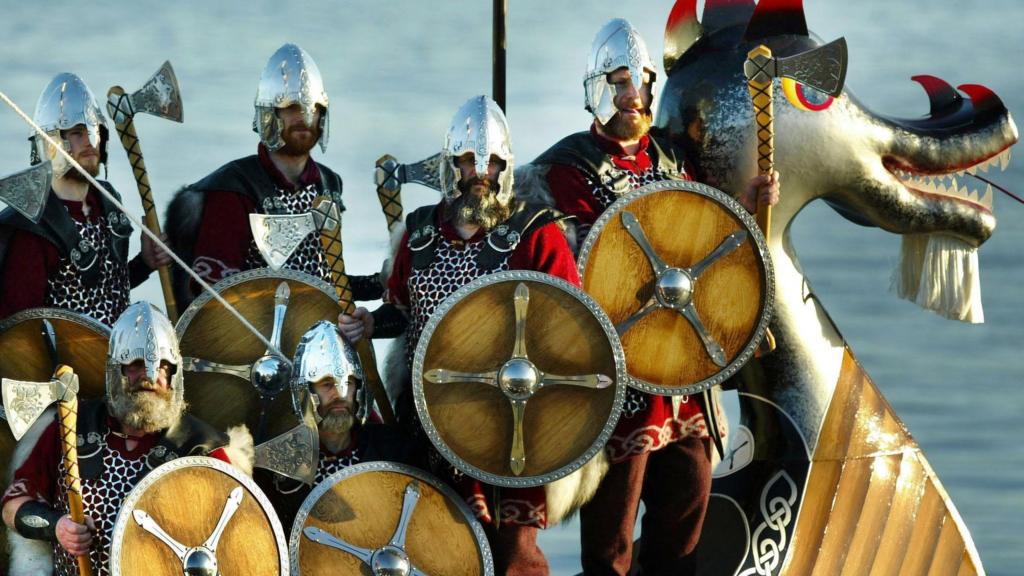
[175,268,342,482]
[413,270,626,487]
[291,461,493,576]
[577,179,774,396]
[109,456,288,576]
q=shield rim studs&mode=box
[412,270,627,488]
[576,179,775,397]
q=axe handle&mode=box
[375,154,404,233]
[108,89,179,323]
[313,198,398,426]
[746,45,775,242]
[53,366,93,576]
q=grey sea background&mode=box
[1,0,1021,573]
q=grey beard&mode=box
[320,409,354,436]
[449,189,512,231]
[108,380,184,433]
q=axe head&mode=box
[374,152,443,193]
[2,370,78,440]
[0,162,52,223]
[108,61,183,124]
[745,38,848,98]
[249,211,322,270]
[253,398,319,485]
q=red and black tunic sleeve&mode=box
[508,221,580,287]
[1,420,61,507]
[190,190,256,288]
[0,229,61,320]
[370,231,413,339]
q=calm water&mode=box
[0,1,1021,573]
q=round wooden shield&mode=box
[577,179,773,396]
[290,461,493,575]
[412,270,626,488]
[175,269,342,441]
[110,456,288,576]
[0,307,110,567]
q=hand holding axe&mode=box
[743,38,847,242]
[3,365,92,576]
[106,61,184,322]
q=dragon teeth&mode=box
[981,184,994,208]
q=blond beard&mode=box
[107,379,184,433]
[602,109,653,141]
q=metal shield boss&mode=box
[577,179,774,396]
[109,456,288,576]
[175,269,341,482]
[413,270,627,488]
[291,461,493,575]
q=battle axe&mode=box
[3,365,93,576]
[743,38,847,241]
[374,152,442,233]
[107,61,184,322]
[312,197,397,425]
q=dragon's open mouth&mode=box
[885,148,1012,214]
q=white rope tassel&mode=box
[891,234,984,323]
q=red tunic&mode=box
[2,417,230,576]
[190,144,328,285]
[386,204,579,529]
[543,125,712,465]
[0,190,133,326]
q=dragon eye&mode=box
[782,77,835,112]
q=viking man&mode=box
[166,43,381,307]
[339,95,578,575]
[526,19,779,575]
[259,320,416,531]
[0,73,169,326]
[1,302,253,575]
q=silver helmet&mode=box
[290,321,364,420]
[439,95,514,204]
[253,43,330,152]
[30,72,108,178]
[583,18,657,125]
[106,302,184,406]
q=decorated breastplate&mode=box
[46,214,131,327]
[244,185,331,283]
[54,434,146,576]
[406,237,513,360]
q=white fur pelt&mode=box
[891,233,984,323]
[544,449,609,526]
[224,425,255,477]
[380,221,411,403]
[7,408,56,576]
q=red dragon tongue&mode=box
[743,0,808,41]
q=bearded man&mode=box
[167,43,380,307]
[0,73,170,326]
[258,320,415,532]
[527,18,780,576]
[339,95,578,575]
[1,302,252,576]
